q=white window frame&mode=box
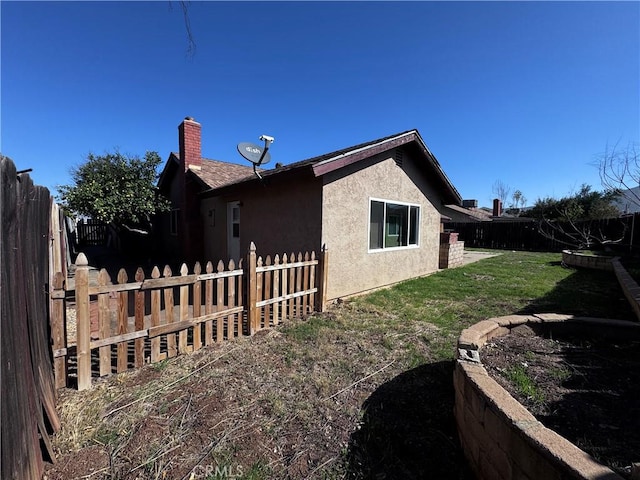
[368,197,421,253]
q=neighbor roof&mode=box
[443,204,493,221]
[200,130,463,205]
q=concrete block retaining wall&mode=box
[455,314,638,480]
[612,257,640,322]
[561,250,614,271]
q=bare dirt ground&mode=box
[44,303,473,480]
[482,324,640,479]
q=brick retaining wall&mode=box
[440,232,465,269]
[455,314,637,480]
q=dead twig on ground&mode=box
[103,346,241,418]
[323,360,395,401]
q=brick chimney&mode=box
[178,116,202,171]
[492,198,502,217]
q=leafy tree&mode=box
[58,151,170,232]
[529,184,623,249]
[528,184,619,221]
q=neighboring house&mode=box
[442,203,493,222]
[613,186,640,214]
[156,117,257,262]
[442,199,531,224]
[158,117,463,301]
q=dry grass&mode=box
[47,302,456,480]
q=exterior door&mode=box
[227,201,240,261]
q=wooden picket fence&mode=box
[51,242,328,390]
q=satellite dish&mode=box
[237,142,271,166]
[237,135,275,180]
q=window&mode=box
[170,209,179,236]
[369,199,420,250]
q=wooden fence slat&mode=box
[302,252,309,315]
[247,243,258,335]
[227,259,236,339]
[272,255,280,325]
[150,266,162,362]
[116,269,128,373]
[295,252,303,318]
[280,253,288,322]
[288,252,296,319]
[134,267,145,368]
[216,260,225,342]
[193,262,202,351]
[163,265,177,358]
[205,261,214,345]
[264,255,272,328]
[98,269,112,377]
[256,256,264,330]
[237,258,244,337]
[179,263,190,353]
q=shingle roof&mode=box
[161,152,257,190]
[443,204,493,221]
[198,130,463,206]
[195,156,256,189]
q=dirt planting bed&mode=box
[481,323,640,479]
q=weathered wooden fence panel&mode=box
[1,157,60,479]
[76,218,109,246]
[52,241,327,390]
[446,216,638,252]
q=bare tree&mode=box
[492,180,511,205]
[598,141,640,210]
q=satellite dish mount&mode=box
[237,135,274,180]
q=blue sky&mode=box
[2,1,639,207]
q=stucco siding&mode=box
[321,151,442,300]
[201,174,323,264]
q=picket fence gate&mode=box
[51,242,328,390]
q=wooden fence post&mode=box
[317,244,329,312]
[247,242,257,335]
[75,253,91,390]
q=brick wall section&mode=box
[612,257,640,322]
[440,232,464,269]
[178,117,202,171]
[455,315,634,480]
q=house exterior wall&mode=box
[200,174,323,264]
[156,169,182,258]
[321,150,443,300]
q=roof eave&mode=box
[311,130,462,206]
[157,153,180,189]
